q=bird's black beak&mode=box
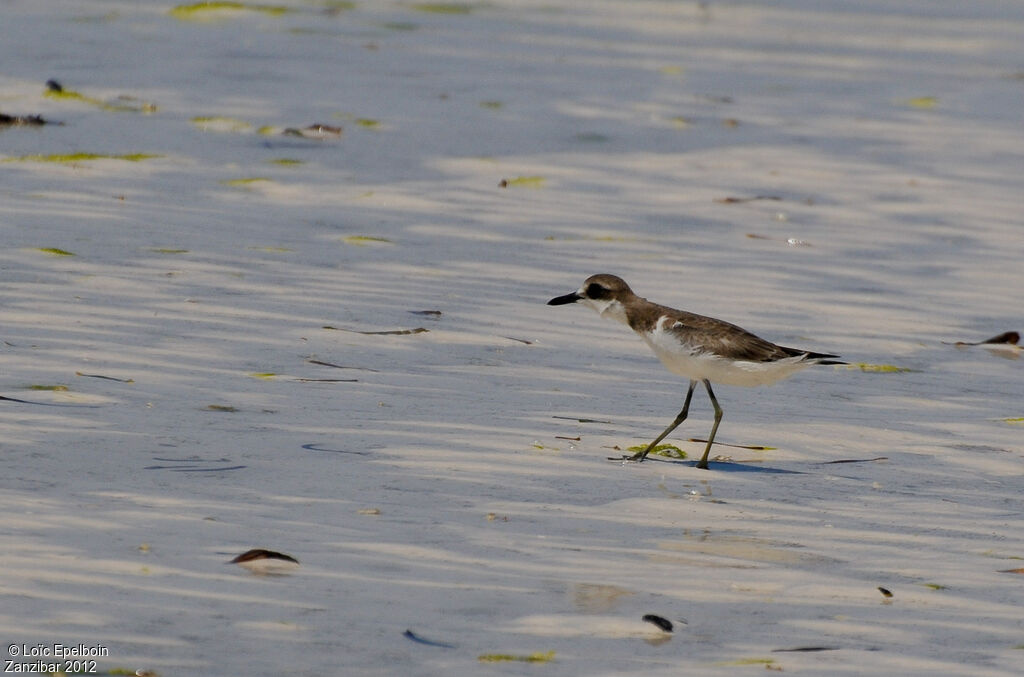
[547,291,582,306]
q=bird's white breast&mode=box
[638,319,814,387]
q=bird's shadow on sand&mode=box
[684,461,804,474]
[612,457,804,474]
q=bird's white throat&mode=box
[582,296,629,325]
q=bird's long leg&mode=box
[696,379,723,470]
[626,380,698,462]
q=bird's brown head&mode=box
[547,274,636,324]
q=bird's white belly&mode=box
[640,331,813,387]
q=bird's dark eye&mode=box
[585,283,609,299]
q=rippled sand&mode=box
[1,2,1022,674]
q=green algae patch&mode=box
[715,658,775,667]
[44,82,157,113]
[269,158,304,166]
[220,177,271,188]
[44,87,106,107]
[627,443,686,459]
[249,372,278,380]
[543,234,636,243]
[843,363,915,373]
[478,651,555,664]
[169,2,293,21]
[207,404,238,412]
[902,96,938,109]
[150,248,190,254]
[27,384,69,391]
[343,235,392,246]
[248,246,293,253]
[499,176,545,188]
[412,3,474,14]
[999,417,1024,425]
[5,152,161,164]
[332,113,381,129]
[36,247,76,256]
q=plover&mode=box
[548,274,842,469]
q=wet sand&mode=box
[1,1,1022,675]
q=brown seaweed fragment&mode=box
[282,123,342,139]
[0,112,57,127]
[324,326,428,335]
[714,195,782,204]
[229,548,300,573]
[947,331,1019,347]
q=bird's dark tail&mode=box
[780,346,844,364]
[807,351,844,365]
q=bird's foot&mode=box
[607,453,647,463]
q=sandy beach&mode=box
[1,1,1022,674]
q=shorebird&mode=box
[548,274,842,469]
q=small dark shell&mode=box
[641,614,673,633]
[229,548,299,565]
